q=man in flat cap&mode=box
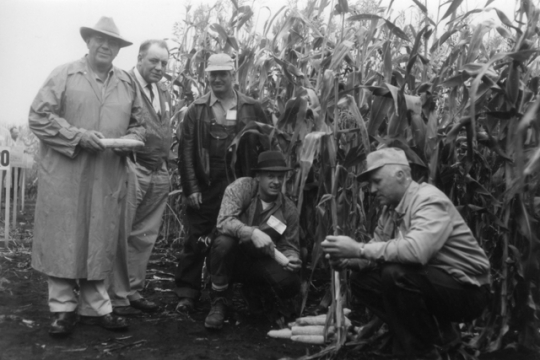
[29,16,145,336]
[109,39,172,316]
[204,150,301,329]
[322,147,491,360]
[175,53,270,312]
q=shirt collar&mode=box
[394,181,420,217]
[85,57,114,81]
[209,89,237,107]
[133,67,149,89]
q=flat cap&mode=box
[357,147,409,182]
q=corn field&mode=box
[160,0,540,355]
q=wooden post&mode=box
[21,168,26,212]
[0,171,3,219]
[12,167,18,228]
[4,167,11,245]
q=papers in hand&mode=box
[267,215,286,235]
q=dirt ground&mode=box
[0,201,539,360]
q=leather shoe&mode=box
[130,298,159,312]
[113,306,142,316]
[49,311,78,336]
[175,297,195,312]
[80,313,128,331]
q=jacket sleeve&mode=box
[277,202,300,258]
[363,196,453,265]
[28,65,87,158]
[179,105,200,196]
[123,78,146,142]
[216,179,256,242]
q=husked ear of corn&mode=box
[99,138,144,148]
[267,328,292,339]
[296,315,351,327]
[274,249,290,266]
[292,325,335,335]
[291,335,326,344]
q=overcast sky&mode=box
[0,0,516,126]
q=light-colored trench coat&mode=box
[29,57,146,280]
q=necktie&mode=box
[146,83,154,103]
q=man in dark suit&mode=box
[109,39,172,315]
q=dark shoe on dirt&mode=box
[205,294,228,330]
[175,297,195,312]
[49,311,78,337]
[80,314,128,331]
[113,306,142,317]
[130,298,159,312]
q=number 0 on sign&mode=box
[0,148,10,170]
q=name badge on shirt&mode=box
[226,109,237,120]
[267,215,286,235]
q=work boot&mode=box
[204,290,229,330]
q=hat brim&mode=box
[80,27,132,48]
[253,166,292,172]
[205,65,235,72]
[356,165,384,183]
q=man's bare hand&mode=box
[284,256,302,272]
[187,192,202,209]
[80,130,105,152]
[112,147,133,157]
[326,255,350,271]
[321,235,363,258]
[251,229,275,256]
[326,255,371,272]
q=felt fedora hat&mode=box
[80,16,132,48]
[205,53,235,72]
[357,147,410,182]
[252,151,292,172]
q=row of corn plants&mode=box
[161,0,540,355]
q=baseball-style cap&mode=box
[357,147,410,182]
[205,53,235,72]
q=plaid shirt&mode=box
[216,177,300,258]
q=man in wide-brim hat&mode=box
[28,16,145,337]
[202,150,302,330]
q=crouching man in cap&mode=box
[204,151,302,330]
[29,16,145,336]
[322,147,491,360]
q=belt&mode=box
[129,153,165,172]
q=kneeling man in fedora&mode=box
[204,151,302,330]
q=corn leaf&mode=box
[441,0,464,21]
[348,14,410,42]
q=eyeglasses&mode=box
[93,35,120,47]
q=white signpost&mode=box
[0,147,11,246]
[0,147,32,247]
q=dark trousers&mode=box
[351,264,489,356]
[208,234,301,300]
[174,179,228,299]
